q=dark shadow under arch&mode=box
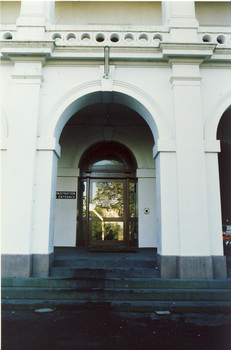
[217,105,231,228]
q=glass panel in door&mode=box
[89,180,125,245]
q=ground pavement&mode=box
[2,309,231,350]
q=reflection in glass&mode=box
[92,159,125,171]
[129,221,138,241]
[90,181,124,218]
[129,182,137,218]
[91,221,124,241]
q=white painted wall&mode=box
[137,170,157,248]
[0,1,21,24]
[54,1,162,26]
[54,177,78,246]
[195,2,231,27]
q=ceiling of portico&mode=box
[65,102,149,128]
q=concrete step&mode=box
[52,258,158,268]
[2,286,231,302]
[2,299,231,313]
[50,267,161,278]
[2,277,231,290]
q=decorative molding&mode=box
[153,139,176,159]
[11,75,44,86]
[205,91,231,140]
[0,138,8,150]
[204,140,221,153]
[43,80,101,138]
[37,137,61,157]
[170,75,202,87]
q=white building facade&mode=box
[1,1,231,279]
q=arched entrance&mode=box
[54,98,157,250]
[77,141,138,247]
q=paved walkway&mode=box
[2,309,231,350]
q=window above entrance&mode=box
[79,141,137,177]
[92,159,125,172]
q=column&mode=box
[2,58,44,277]
[171,60,213,279]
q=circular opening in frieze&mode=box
[66,33,77,43]
[3,32,13,40]
[202,34,213,43]
[216,34,227,45]
[153,33,163,43]
[52,32,62,42]
[96,33,105,43]
[139,33,149,44]
[124,33,134,43]
[81,33,91,42]
[110,33,120,43]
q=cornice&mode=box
[0,41,55,61]
[0,40,230,64]
[160,42,216,60]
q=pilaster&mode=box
[16,1,55,40]
[162,1,199,42]
[170,59,211,257]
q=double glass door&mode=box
[77,178,138,247]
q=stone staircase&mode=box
[2,248,231,313]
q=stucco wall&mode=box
[54,177,78,246]
[0,1,21,24]
[54,1,162,26]
[195,2,231,27]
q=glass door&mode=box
[89,180,125,246]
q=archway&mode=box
[53,99,157,249]
[217,105,231,251]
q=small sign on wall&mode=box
[56,191,76,199]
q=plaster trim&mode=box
[153,139,176,159]
[37,137,61,157]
